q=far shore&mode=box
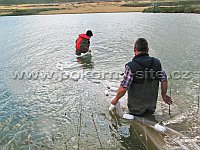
[0,1,199,16]
[0,2,147,16]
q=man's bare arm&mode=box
[111,85,127,105]
[161,80,173,105]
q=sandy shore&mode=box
[0,2,147,16]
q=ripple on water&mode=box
[1,13,200,149]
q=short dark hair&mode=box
[86,30,93,36]
[134,38,149,52]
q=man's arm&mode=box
[111,86,126,105]
[110,65,133,110]
[161,80,173,105]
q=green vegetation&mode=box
[143,6,200,13]
[122,0,200,7]
[1,0,200,15]
[1,8,63,16]
[121,0,200,14]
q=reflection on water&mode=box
[0,13,200,149]
[109,111,162,150]
[76,54,94,69]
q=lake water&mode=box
[0,12,200,149]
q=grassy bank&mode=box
[0,2,147,16]
[122,0,200,7]
[1,8,64,16]
[143,6,200,13]
[121,0,200,14]
[0,0,87,5]
[1,1,200,16]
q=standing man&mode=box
[109,38,172,117]
[75,30,93,56]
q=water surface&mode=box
[0,13,200,149]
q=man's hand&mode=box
[162,94,173,105]
[111,97,118,105]
[109,97,117,111]
[161,80,173,105]
[109,86,127,111]
[109,104,115,111]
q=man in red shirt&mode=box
[75,30,93,56]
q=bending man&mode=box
[75,30,93,56]
[109,38,172,116]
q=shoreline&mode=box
[0,2,147,16]
[0,1,199,16]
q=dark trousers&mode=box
[76,50,88,56]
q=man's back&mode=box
[126,53,162,116]
[76,34,90,51]
[109,38,172,117]
[75,30,93,55]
